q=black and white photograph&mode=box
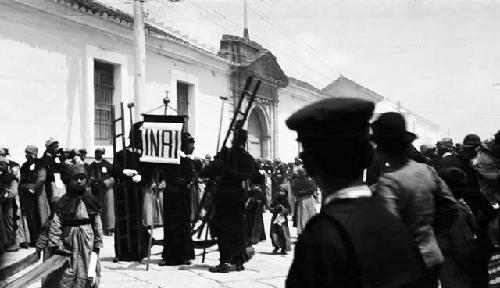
[1,0,500,287]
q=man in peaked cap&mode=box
[285,98,426,288]
[372,112,458,287]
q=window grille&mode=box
[94,61,114,145]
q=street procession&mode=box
[3,0,500,287]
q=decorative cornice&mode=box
[47,0,227,62]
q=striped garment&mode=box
[489,250,500,287]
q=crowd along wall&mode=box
[0,0,231,162]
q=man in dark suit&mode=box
[285,98,426,287]
[89,148,115,235]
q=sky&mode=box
[102,0,500,142]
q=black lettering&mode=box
[150,129,159,157]
[173,130,178,159]
[144,129,149,156]
[161,130,167,158]
[167,130,173,158]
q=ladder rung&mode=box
[115,134,123,138]
[114,117,123,122]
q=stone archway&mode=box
[247,106,270,160]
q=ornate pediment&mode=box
[243,52,288,88]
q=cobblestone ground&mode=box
[25,212,297,288]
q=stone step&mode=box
[0,248,39,287]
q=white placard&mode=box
[140,122,183,164]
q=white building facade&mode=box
[0,0,232,161]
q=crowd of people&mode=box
[0,124,319,286]
[285,98,500,288]
[4,97,499,287]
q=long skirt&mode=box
[162,187,194,262]
[15,196,30,245]
[44,227,101,288]
[212,188,247,264]
[37,186,51,227]
[246,202,266,245]
[296,195,317,235]
[270,215,291,251]
[96,187,115,231]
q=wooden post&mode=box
[134,0,146,120]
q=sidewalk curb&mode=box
[0,251,39,286]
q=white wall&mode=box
[277,84,325,162]
[0,1,230,163]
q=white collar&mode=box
[443,152,453,157]
[180,151,192,159]
[323,185,372,207]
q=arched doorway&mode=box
[247,107,270,159]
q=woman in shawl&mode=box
[245,184,266,245]
[270,184,291,254]
[45,164,103,288]
[291,167,317,235]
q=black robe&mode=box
[286,197,427,288]
[112,149,150,261]
[211,147,256,264]
[245,187,266,245]
[161,156,195,262]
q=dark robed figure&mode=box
[160,132,195,266]
[112,123,156,263]
[207,130,257,273]
[285,98,427,287]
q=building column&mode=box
[272,101,278,160]
[262,135,272,160]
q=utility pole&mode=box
[134,0,146,121]
[243,0,249,39]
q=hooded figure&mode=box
[207,129,257,273]
[159,132,196,266]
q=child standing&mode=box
[270,184,291,254]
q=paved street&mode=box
[19,212,296,288]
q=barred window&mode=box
[94,61,114,145]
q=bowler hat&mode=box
[286,98,374,142]
[371,112,416,144]
[463,134,481,148]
